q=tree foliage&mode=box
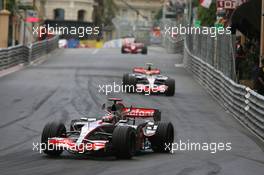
[94,0,118,26]
[103,0,118,25]
[6,0,16,13]
[195,1,216,26]
[154,7,162,20]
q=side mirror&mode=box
[101,103,106,110]
[127,105,133,113]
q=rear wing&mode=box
[123,107,156,118]
[133,67,160,75]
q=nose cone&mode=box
[131,45,136,50]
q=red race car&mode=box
[121,40,148,54]
[41,98,174,159]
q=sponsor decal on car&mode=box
[124,108,155,117]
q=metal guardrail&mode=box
[0,36,58,71]
[29,36,59,61]
[184,35,264,141]
[0,45,28,71]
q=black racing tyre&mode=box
[128,76,137,93]
[142,46,147,54]
[41,122,66,156]
[153,109,161,122]
[165,78,175,96]
[150,122,174,153]
[112,126,136,159]
[122,73,129,86]
[121,46,126,54]
[123,73,137,93]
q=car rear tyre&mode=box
[41,122,66,156]
[123,73,137,93]
[142,46,147,54]
[122,73,129,85]
[150,122,174,153]
[112,126,136,159]
[121,46,126,54]
[153,109,161,122]
[165,78,175,96]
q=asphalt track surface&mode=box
[0,47,263,175]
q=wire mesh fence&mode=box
[160,18,187,54]
[112,17,152,45]
[186,33,236,80]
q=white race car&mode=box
[123,63,175,96]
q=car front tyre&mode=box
[112,126,136,159]
[165,78,175,96]
[41,122,66,156]
[122,73,137,93]
[142,46,147,54]
[150,122,174,153]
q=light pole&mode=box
[260,0,264,66]
[189,0,191,23]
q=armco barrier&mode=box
[29,36,58,61]
[0,45,28,71]
[0,36,58,71]
[184,37,264,141]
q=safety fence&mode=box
[161,19,184,54]
[185,33,236,80]
[184,34,264,141]
[0,36,58,71]
[112,17,151,45]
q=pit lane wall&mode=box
[183,34,264,141]
[0,36,58,71]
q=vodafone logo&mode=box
[125,108,154,117]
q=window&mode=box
[78,10,86,21]
[54,8,65,20]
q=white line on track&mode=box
[0,64,24,78]
[174,63,184,67]
[92,49,100,55]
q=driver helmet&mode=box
[102,115,114,123]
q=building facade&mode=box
[36,0,95,22]
[114,0,163,23]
